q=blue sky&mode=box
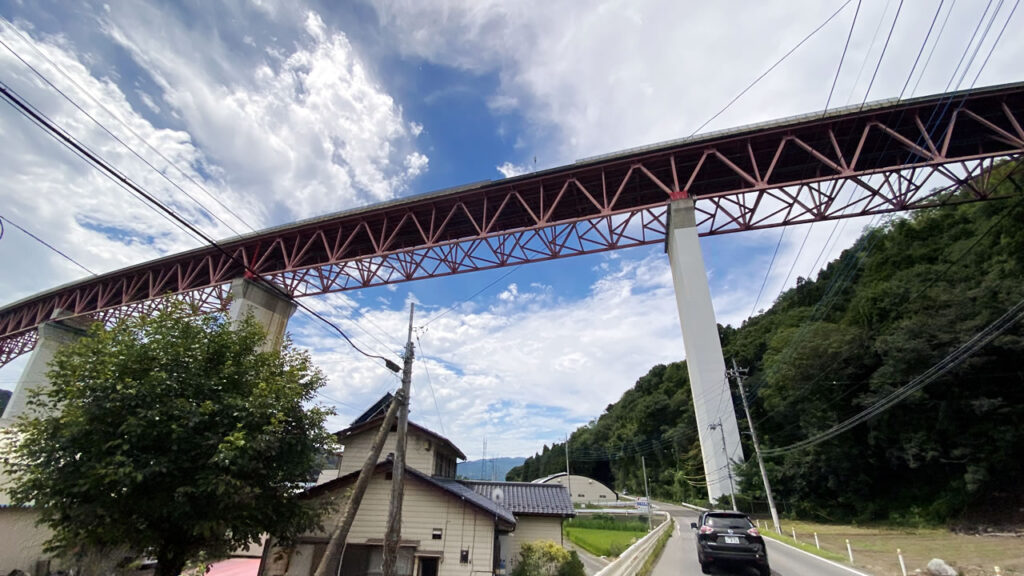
[1,0,1021,459]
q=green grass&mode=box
[754,518,1024,576]
[758,529,849,563]
[566,514,648,532]
[564,526,647,558]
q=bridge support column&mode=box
[0,312,92,426]
[227,278,296,351]
[667,198,744,504]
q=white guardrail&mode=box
[593,511,672,576]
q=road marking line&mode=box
[764,537,873,576]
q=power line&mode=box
[844,0,894,106]
[762,294,1024,457]
[897,0,946,100]
[414,332,446,436]
[0,21,409,360]
[823,0,863,114]
[909,0,958,97]
[0,17,255,235]
[689,0,854,136]
[0,82,208,244]
[748,228,785,319]
[0,80,401,373]
[859,0,905,108]
[420,265,520,328]
[0,213,95,276]
[968,0,1020,88]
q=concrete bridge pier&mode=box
[666,198,744,504]
[227,277,297,351]
[0,312,91,427]
[0,278,295,429]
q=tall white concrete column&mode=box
[227,278,296,351]
[667,198,744,504]
[0,312,92,427]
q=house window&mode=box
[599,494,607,498]
[460,549,470,564]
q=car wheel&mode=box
[699,561,712,574]
[759,565,772,576]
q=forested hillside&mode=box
[508,166,1024,524]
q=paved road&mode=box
[651,502,872,576]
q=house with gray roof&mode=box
[259,396,573,576]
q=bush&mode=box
[511,541,582,576]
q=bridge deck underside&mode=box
[2,84,1024,366]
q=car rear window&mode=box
[705,514,753,529]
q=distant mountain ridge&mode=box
[457,457,525,481]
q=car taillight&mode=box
[747,527,760,537]
[699,525,715,535]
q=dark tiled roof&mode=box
[427,476,517,526]
[461,480,575,517]
[334,418,466,461]
[351,393,393,426]
[302,460,516,528]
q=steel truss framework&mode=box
[2,83,1024,367]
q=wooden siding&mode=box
[266,470,501,576]
[503,516,564,570]
[337,429,459,479]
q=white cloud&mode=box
[101,2,427,224]
[297,250,686,457]
[375,0,1024,165]
[496,161,528,178]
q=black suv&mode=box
[690,511,770,575]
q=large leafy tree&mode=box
[2,304,336,576]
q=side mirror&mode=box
[690,522,698,530]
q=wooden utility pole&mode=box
[730,358,780,533]
[382,304,415,576]
[312,387,405,576]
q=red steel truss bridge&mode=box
[3,82,1024,367]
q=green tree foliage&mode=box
[1,304,337,576]
[510,166,1024,524]
[510,540,583,576]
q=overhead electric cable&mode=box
[823,0,863,114]
[968,0,1020,87]
[859,0,906,108]
[0,213,96,276]
[0,18,255,234]
[761,295,1024,456]
[898,0,946,100]
[690,0,854,136]
[845,0,894,105]
[421,265,520,328]
[0,80,401,373]
[0,82,208,244]
[748,228,785,319]
[909,0,958,97]
[414,332,447,436]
